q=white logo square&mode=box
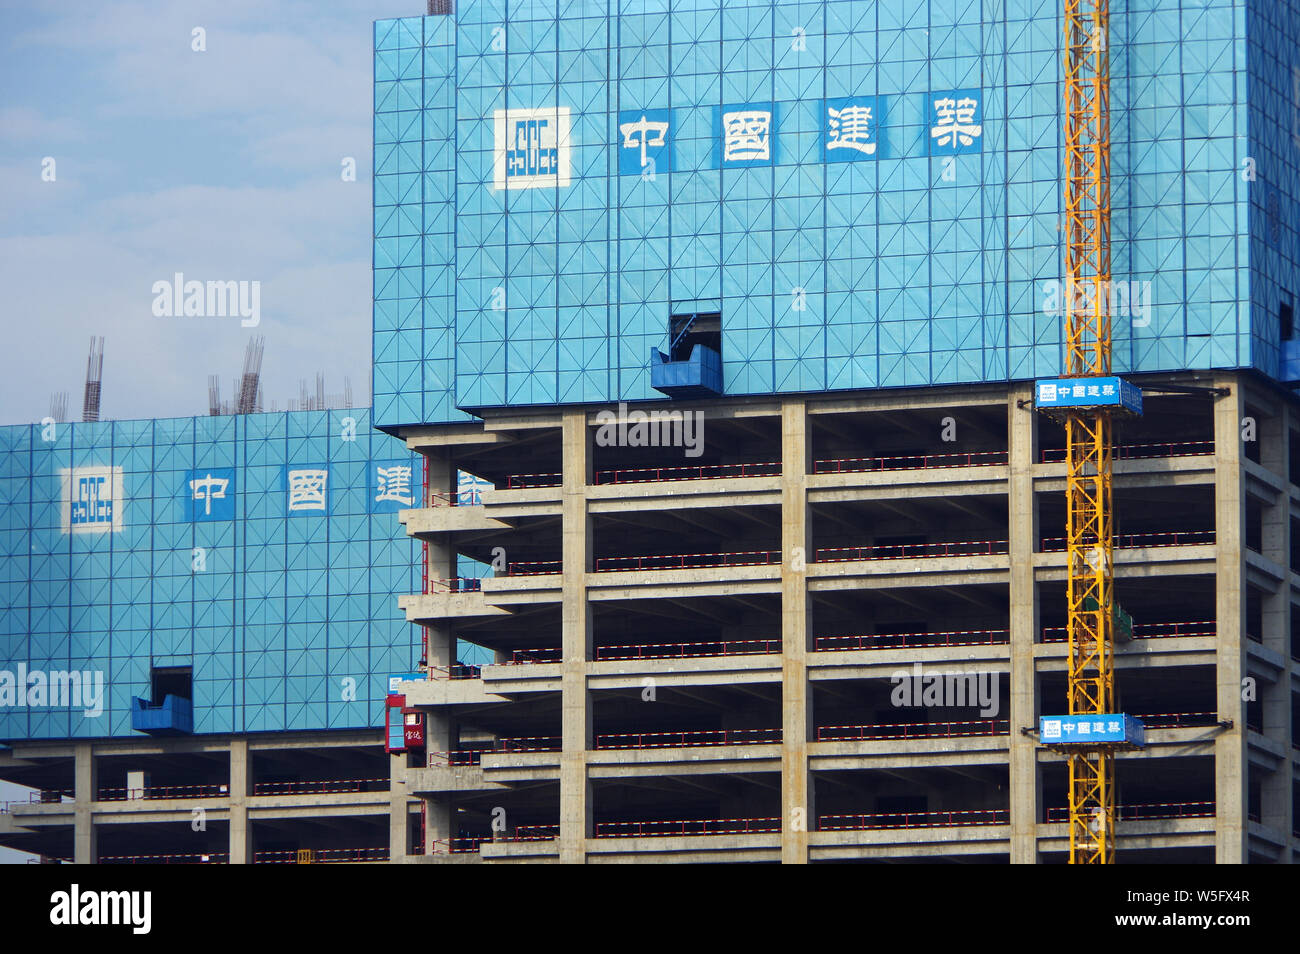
[493,107,572,191]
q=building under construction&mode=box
[3,0,1300,865]
[372,0,1299,863]
[396,371,1295,863]
[0,340,427,864]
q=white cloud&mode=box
[0,1,382,424]
[0,178,372,425]
[0,107,86,143]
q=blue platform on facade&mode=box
[650,346,723,398]
[131,695,194,736]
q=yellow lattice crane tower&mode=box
[1033,0,1145,864]
[1063,0,1116,866]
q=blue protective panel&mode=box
[0,411,420,741]
[366,0,1290,429]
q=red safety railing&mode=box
[596,550,782,572]
[251,778,388,796]
[508,647,563,664]
[423,829,562,851]
[254,847,389,864]
[428,736,562,766]
[594,728,781,749]
[819,808,1009,831]
[98,852,229,864]
[425,489,482,507]
[508,640,783,662]
[814,450,1008,474]
[1041,620,1216,643]
[510,549,793,574]
[426,577,484,592]
[96,782,229,802]
[815,629,1009,651]
[506,472,563,489]
[428,836,491,854]
[595,460,781,484]
[1129,712,1218,729]
[594,638,781,660]
[595,816,781,838]
[1040,440,1214,464]
[25,790,74,804]
[1040,530,1215,551]
[430,748,491,767]
[430,663,482,680]
[0,792,64,812]
[506,824,560,841]
[1045,802,1215,823]
[817,720,1010,741]
[422,457,429,594]
[500,560,562,575]
[817,539,1008,562]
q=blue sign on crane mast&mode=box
[1034,376,1143,415]
[1039,713,1146,747]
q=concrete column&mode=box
[73,742,96,864]
[1213,374,1247,863]
[419,448,457,858]
[1258,398,1287,481]
[389,749,411,861]
[780,399,813,864]
[559,410,593,863]
[1282,407,1298,857]
[1261,402,1292,847]
[1007,384,1040,863]
[228,738,252,864]
[424,448,456,671]
[422,712,455,856]
[423,798,454,857]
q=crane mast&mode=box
[1063,0,1115,863]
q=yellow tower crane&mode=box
[1063,0,1116,866]
[1034,0,1145,864]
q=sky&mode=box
[0,0,416,862]
[0,0,416,426]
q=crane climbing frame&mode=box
[1062,0,1119,864]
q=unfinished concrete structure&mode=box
[1,732,395,864]
[0,406,422,864]
[386,371,1298,863]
